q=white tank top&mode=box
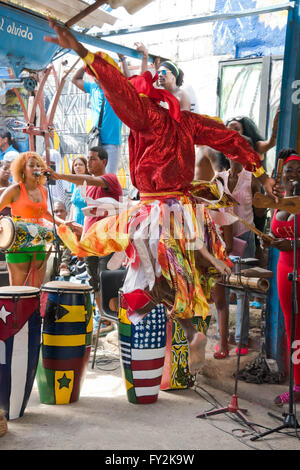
[218,168,254,237]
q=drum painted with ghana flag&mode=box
[0,286,41,420]
[118,300,167,404]
[36,281,93,405]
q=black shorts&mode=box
[84,253,113,296]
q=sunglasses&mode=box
[157,69,170,76]
[227,117,243,123]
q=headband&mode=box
[284,155,300,165]
[160,61,180,78]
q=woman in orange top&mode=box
[0,152,67,287]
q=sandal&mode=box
[235,346,248,356]
[274,385,300,407]
[214,345,229,360]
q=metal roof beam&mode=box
[65,0,107,28]
[72,30,168,62]
[98,2,294,37]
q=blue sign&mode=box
[0,3,59,76]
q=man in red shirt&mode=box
[48,145,123,331]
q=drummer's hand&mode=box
[259,233,275,249]
[269,238,292,251]
[45,18,88,58]
[213,259,231,277]
[258,173,284,202]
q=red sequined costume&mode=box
[58,51,264,321]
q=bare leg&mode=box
[212,283,229,355]
[32,259,47,288]
[7,258,47,288]
[7,262,31,286]
[95,293,111,327]
[177,317,207,375]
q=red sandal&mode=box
[235,346,248,356]
[214,345,229,360]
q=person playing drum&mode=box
[0,151,70,287]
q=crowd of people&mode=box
[0,18,297,408]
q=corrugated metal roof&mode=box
[4,0,154,28]
[108,0,154,15]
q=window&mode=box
[217,56,283,174]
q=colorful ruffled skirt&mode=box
[57,181,235,321]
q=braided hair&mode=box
[277,147,299,161]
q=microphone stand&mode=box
[196,258,259,433]
[45,173,62,279]
[251,181,300,441]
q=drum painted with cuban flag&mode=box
[160,316,211,391]
[118,302,167,404]
[36,281,93,405]
[0,286,41,420]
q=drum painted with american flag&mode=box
[36,281,93,405]
[0,286,41,420]
[118,302,167,404]
[160,316,211,391]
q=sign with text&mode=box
[0,3,59,76]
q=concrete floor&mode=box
[1,327,300,452]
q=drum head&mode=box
[0,285,40,298]
[42,281,93,293]
[0,217,15,250]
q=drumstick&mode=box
[275,157,284,185]
[229,212,274,243]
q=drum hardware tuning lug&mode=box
[55,291,63,320]
[12,295,20,329]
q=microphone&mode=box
[33,171,41,177]
[292,180,300,196]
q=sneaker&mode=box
[75,271,89,280]
[75,261,87,275]
[250,301,261,308]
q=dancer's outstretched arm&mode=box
[188,113,282,201]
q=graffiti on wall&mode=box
[213,0,287,58]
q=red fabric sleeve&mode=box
[84,52,161,132]
[187,113,263,173]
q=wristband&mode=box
[253,166,265,178]
[82,51,95,66]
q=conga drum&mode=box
[36,281,93,405]
[0,286,41,420]
[0,216,54,252]
[160,316,211,391]
[118,301,167,404]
